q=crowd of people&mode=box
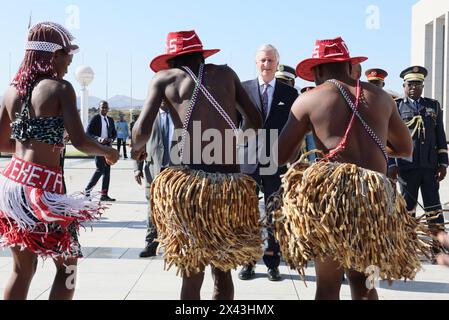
[0,22,448,301]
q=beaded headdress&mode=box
[12,22,79,98]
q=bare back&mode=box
[1,78,85,168]
[278,80,411,174]
[134,63,262,172]
[308,81,391,172]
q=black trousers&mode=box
[399,168,445,227]
[117,138,128,158]
[145,184,158,244]
[249,167,285,269]
[85,156,111,195]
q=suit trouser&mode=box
[399,168,445,227]
[145,183,158,244]
[250,167,285,269]
[85,156,111,195]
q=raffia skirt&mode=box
[273,159,433,282]
[150,166,263,277]
[0,156,104,258]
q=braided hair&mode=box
[12,22,77,99]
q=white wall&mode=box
[412,0,449,138]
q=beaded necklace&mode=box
[178,64,204,161]
[182,65,238,134]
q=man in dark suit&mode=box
[134,110,173,257]
[388,66,448,261]
[239,45,299,282]
[85,101,118,201]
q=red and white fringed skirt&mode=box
[0,156,105,258]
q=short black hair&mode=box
[168,52,205,69]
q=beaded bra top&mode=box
[10,84,65,146]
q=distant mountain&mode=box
[0,95,144,110]
[107,95,145,109]
[76,96,102,109]
[76,95,144,110]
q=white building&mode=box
[412,0,449,136]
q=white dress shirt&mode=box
[101,115,110,139]
[258,77,277,117]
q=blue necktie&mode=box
[261,84,270,120]
[414,100,420,112]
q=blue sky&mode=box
[0,0,417,101]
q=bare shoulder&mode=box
[35,78,75,96]
[362,81,387,97]
[362,81,394,104]
[151,69,183,86]
[304,82,338,101]
[2,86,18,105]
[206,64,236,78]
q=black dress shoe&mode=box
[139,242,159,258]
[267,267,282,281]
[100,195,116,202]
[238,265,255,280]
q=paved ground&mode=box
[0,155,449,300]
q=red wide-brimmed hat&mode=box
[150,30,220,72]
[296,37,367,82]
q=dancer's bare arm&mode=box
[0,92,14,153]
[60,81,118,165]
[278,96,310,166]
[387,96,412,158]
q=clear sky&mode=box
[0,0,417,101]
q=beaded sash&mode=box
[179,64,239,161]
[327,79,388,162]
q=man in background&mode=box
[85,101,117,202]
[239,45,298,282]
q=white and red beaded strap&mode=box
[327,79,388,161]
[178,64,205,161]
[182,66,238,134]
[25,41,63,53]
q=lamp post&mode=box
[75,66,95,129]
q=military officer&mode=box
[275,64,297,88]
[365,68,388,88]
[388,66,448,259]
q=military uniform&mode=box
[388,66,448,228]
[275,64,297,87]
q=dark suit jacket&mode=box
[240,79,298,175]
[134,113,166,183]
[87,114,117,146]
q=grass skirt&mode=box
[150,167,263,277]
[273,159,433,281]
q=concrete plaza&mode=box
[0,156,448,300]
